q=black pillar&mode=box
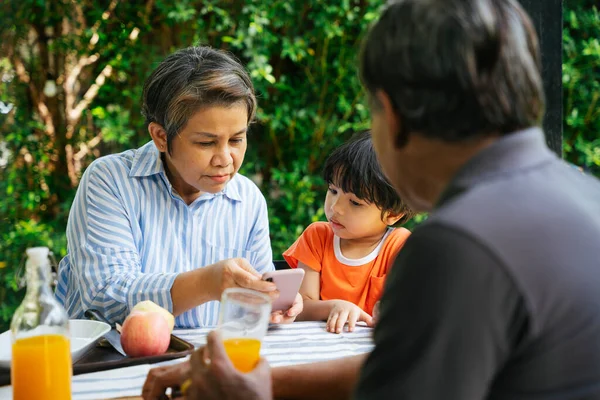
[518,0,563,156]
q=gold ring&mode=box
[181,378,192,394]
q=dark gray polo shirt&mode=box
[355,128,600,399]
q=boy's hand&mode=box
[326,300,374,333]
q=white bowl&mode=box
[0,319,110,368]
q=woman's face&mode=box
[154,104,248,202]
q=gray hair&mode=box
[360,0,545,145]
[142,46,256,153]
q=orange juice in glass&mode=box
[12,334,72,400]
[11,247,72,400]
[218,288,271,372]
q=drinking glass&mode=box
[217,288,271,372]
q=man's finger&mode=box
[250,357,271,377]
[206,330,234,371]
[141,362,189,400]
[189,346,209,371]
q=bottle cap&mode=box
[26,247,50,264]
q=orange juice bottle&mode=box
[223,338,261,372]
[10,247,71,400]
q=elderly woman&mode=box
[55,46,301,328]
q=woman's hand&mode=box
[270,293,303,324]
[172,258,278,317]
[326,300,374,333]
[212,258,278,300]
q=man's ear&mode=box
[382,211,405,226]
[148,122,168,153]
[375,90,406,148]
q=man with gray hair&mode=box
[142,0,600,398]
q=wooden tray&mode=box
[0,333,194,386]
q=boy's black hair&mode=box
[322,130,415,225]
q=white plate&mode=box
[0,319,110,368]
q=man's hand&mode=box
[141,360,190,400]
[270,293,303,324]
[185,330,272,400]
[213,258,278,300]
[327,300,374,333]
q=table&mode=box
[0,321,374,399]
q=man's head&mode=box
[360,0,545,210]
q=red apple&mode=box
[131,300,175,332]
[120,311,171,357]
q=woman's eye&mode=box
[350,200,363,206]
[195,142,214,147]
[328,187,338,195]
[230,138,244,144]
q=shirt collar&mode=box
[221,177,242,202]
[129,141,243,202]
[129,141,164,177]
[436,127,556,207]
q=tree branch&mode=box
[68,64,113,124]
[143,0,155,24]
[71,0,87,35]
[64,0,155,138]
[64,53,100,113]
[74,134,102,161]
[66,133,103,186]
[11,54,56,138]
[88,0,119,50]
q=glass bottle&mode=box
[10,247,71,400]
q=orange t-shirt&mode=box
[283,222,411,315]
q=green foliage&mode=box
[563,1,600,175]
[265,165,326,256]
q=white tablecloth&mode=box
[0,321,374,399]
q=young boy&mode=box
[283,130,414,333]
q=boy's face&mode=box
[324,183,393,241]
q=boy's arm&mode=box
[272,354,367,400]
[297,299,338,321]
[295,263,374,332]
[295,263,335,321]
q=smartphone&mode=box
[262,269,305,311]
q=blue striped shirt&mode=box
[55,141,274,328]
